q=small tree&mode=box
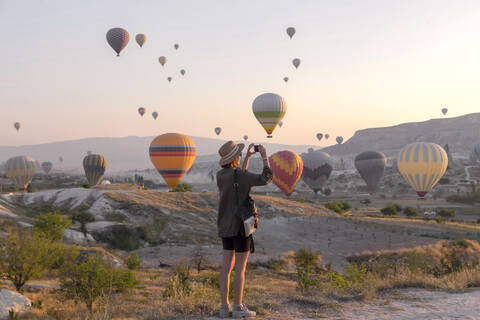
[125,254,141,270]
[381,205,397,216]
[391,203,402,212]
[403,207,418,217]
[438,208,455,218]
[33,212,71,242]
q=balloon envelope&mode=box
[174,43,179,50]
[397,142,448,197]
[158,56,167,66]
[354,151,386,193]
[152,112,158,120]
[6,156,36,190]
[292,58,301,69]
[180,69,186,76]
[316,133,323,141]
[83,154,107,186]
[135,34,146,47]
[215,127,221,135]
[269,151,303,196]
[59,156,64,163]
[325,134,330,140]
[286,27,296,39]
[149,133,196,189]
[167,77,172,82]
[243,135,248,141]
[442,108,448,115]
[41,161,53,175]
[283,77,288,82]
[252,93,286,138]
[138,107,146,116]
[301,151,333,194]
[106,28,129,56]
[336,136,343,144]
[14,122,20,131]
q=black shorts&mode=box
[222,233,252,253]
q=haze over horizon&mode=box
[1,0,480,147]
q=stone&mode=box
[0,289,31,319]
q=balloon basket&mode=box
[267,135,273,138]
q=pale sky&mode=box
[1,0,480,147]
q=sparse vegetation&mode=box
[381,205,397,216]
[324,201,351,214]
[438,208,456,218]
[33,211,71,242]
[446,191,480,204]
[170,182,193,192]
[125,254,141,270]
[403,207,418,217]
[163,261,192,298]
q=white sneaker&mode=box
[219,304,232,318]
[232,304,256,318]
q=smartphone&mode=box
[254,145,259,152]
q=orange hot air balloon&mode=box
[268,151,303,196]
[149,133,196,189]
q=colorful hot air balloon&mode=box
[14,122,20,132]
[167,77,172,82]
[397,142,448,197]
[138,107,146,116]
[301,151,333,194]
[83,154,107,186]
[283,77,288,83]
[243,135,248,141]
[149,133,196,189]
[336,136,343,144]
[292,58,301,69]
[316,133,323,141]
[5,156,36,190]
[252,93,286,138]
[152,112,158,120]
[174,43,179,50]
[135,34,146,47]
[354,151,386,193]
[158,56,167,66]
[325,134,330,140]
[442,108,448,116]
[58,156,64,163]
[286,27,296,39]
[214,127,221,135]
[41,162,53,175]
[269,151,303,196]
[106,28,129,56]
[180,69,186,76]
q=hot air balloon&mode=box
[180,69,186,76]
[167,77,172,82]
[301,151,333,194]
[442,108,448,116]
[397,142,448,197]
[58,156,64,163]
[243,135,248,141]
[475,141,480,161]
[106,28,129,56]
[354,151,386,193]
[152,112,158,120]
[138,107,146,116]
[269,151,303,196]
[325,134,330,140]
[158,56,167,66]
[279,121,283,128]
[252,93,286,138]
[336,136,343,144]
[135,34,146,47]
[83,154,107,186]
[292,58,301,69]
[286,27,296,39]
[214,127,221,135]
[174,43,179,50]
[316,133,323,141]
[41,161,53,175]
[283,77,288,82]
[5,156,36,191]
[149,133,196,189]
[13,122,21,132]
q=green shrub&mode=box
[381,205,397,216]
[438,208,455,218]
[139,218,166,245]
[327,263,368,289]
[170,183,192,192]
[125,254,141,270]
[82,184,91,189]
[477,218,480,224]
[446,191,480,204]
[325,201,351,214]
[71,211,95,224]
[403,207,418,217]
[294,248,320,290]
[33,212,71,242]
[163,262,192,298]
[391,203,402,212]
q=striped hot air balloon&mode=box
[252,93,286,138]
[269,151,303,196]
[83,154,107,186]
[6,156,36,190]
[301,151,333,194]
[41,161,53,175]
[397,142,448,197]
[149,133,196,189]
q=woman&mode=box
[217,141,272,318]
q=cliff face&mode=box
[322,113,480,160]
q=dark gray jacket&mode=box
[216,166,273,238]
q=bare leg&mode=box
[233,251,250,305]
[220,250,235,305]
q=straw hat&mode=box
[219,141,245,166]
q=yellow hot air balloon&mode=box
[397,142,448,197]
[149,133,196,189]
[252,93,286,138]
[83,154,107,186]
[6,156,36,190]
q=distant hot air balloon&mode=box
[135,34,146,47]
[167,77,172,82]
[83,154,107,186]
[292,58,301,69]
[301,151,333,194]
[5,156,36,191]
[41,161,53,175]
[279,121,283,128]
[397,142,448,197]
[336,136,343,144]
[354,151,386,193]
[283,77,289,83]
[269,151,303,196]
[316,133,323,141]
[243,135,248,141]
[152,112,158,120]
[58,156,64,163]
[106,28,129,56]
[214,127,221,135]
[158,56,167,66]
[13,122,21,132]
[149,133,196,189]
[442,108,448,116]
[138,107,146,116]
[174,43,179,50]
[325,134,330,140]
[180,69,186,76]
[286,27,296,39]
[252,93,286,138]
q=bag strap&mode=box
[233,169,240,206]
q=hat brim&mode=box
[219,143,245,166]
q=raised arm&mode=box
[241,143,255,170]
[242,145,272,186]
